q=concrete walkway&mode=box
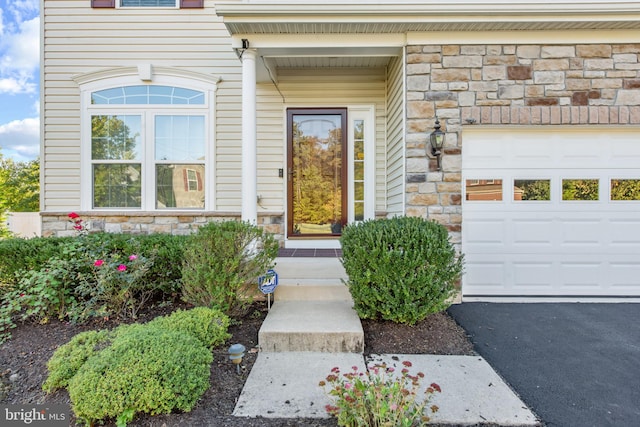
[234,352,539,425]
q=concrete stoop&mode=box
[273,257,351,301]
[258,300,364,353]
[257,256,363,353]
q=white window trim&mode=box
[348,105,376,224]
[76,69,218,211]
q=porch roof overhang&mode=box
[216,1,640,35]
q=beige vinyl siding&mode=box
[42,1,242,212]
[385,54,404,217]
[255,67,388,214]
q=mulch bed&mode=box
[0,301,475,426]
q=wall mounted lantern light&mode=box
[429,117,445,171]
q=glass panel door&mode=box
[287,109,347,236]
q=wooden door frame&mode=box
[286,107,348,237]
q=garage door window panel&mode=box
[610,179,640,201]
[562,179,599,201]
[514,179,551,201]
[466,179,503,201]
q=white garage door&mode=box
[462,128,640,298]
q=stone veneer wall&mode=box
[41,212,285,243]
[406,43,640,245]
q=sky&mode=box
[0,0,39,162]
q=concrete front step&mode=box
[258,300,364,353]
[273,257,351,302]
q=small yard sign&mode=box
[258,269,278,294]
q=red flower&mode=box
[118,264,127,272]
[430,383,442,393]
[68,212,80,219]
[94,259,104,267]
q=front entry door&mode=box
[287,108,348,237]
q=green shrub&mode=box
[340,217,464,324]
[43,329,117,392]
[147,306,230,349]
[68,325,212,426]
[0,240,96,343]
[0,236,76,291]
[181,220,279,315]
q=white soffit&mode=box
[215,1,640,34]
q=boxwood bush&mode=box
[147,306,230,349]
[340,216,464,324]
[69,325,212,426]
[43,307,230,426]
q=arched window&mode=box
[76,68,218,211]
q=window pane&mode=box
[156,164,205,209]
[562,179,599,201]
[466,179,503,201]
[514,179,551,201]
[354,202,364,222]
[354,140,364,161]
[353,120,364,141]
[611,179,640,201]
[91,85,204,105]
[93,164,141,208]
[155,115,205,161]
[120,0,176,7]
[354,162,364,181]
[92,115,141,160]
[354,182,364,201]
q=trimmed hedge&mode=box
[340,217,464,324]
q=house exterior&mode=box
[41,0,640,299]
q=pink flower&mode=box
[68,212,80,219]
[344,382,352,390]
[129,254,138,261]
[118,264,127,272]
[94,259,104,267]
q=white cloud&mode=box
[0,117,40,161]
[7,0,38,27]
[0,75,36,94]
[0,3,39,95]
[0,16,39,73]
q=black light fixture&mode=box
[429,117,445,171]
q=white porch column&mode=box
[241,48,258,224]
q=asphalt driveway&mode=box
[447,303,640,427]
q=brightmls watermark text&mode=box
[1,405,68,426]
